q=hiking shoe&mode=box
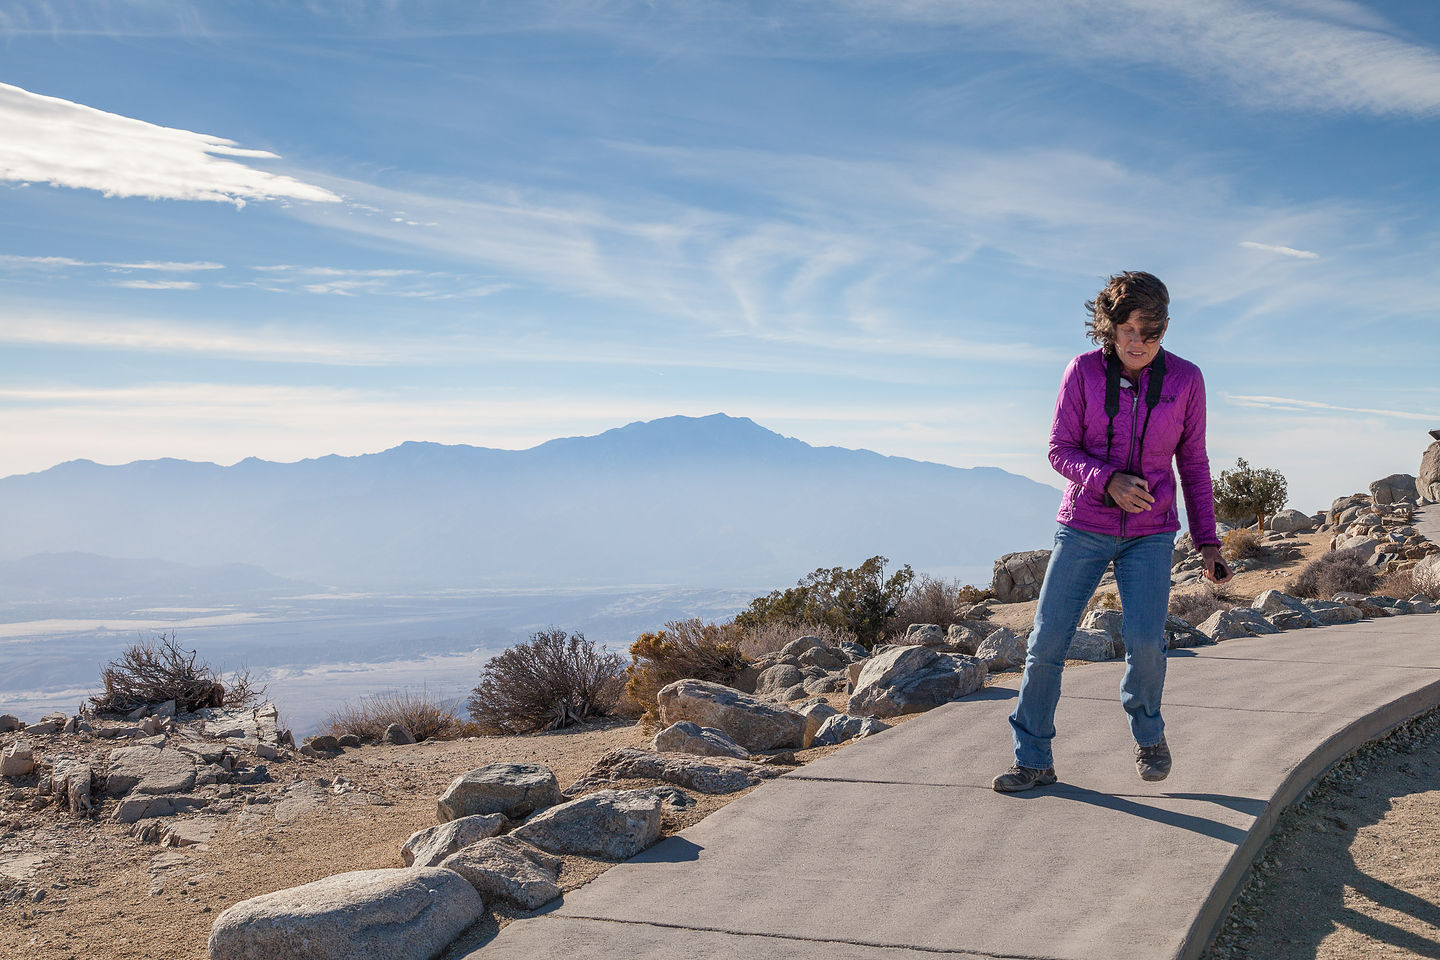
[992,764,1057,793]
[1136,738,1172,782]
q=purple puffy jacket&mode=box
[1049,347,1220,547]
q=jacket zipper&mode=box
[1120,374,1141,537]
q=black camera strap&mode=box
[1103,346,1166,469]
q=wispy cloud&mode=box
[1227,393,1439,422]
[0,255,225,271]
[113,279,198,290]
[0,81,340,206]
[1240,241,1320,259]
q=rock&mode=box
[1164,616,1210,649]
[26,720,61,736]
[1269,508,1315,533]
[437,763,562,822]
[657,679,805,751]
[440,835,562,910]
[1252,590,1315,622]
[811,713,892,747]
[903,624,946,646]
[337,734,362,748]
[511,788,661,860]
[848,645,986,718]
[1,742,35,777]
[797,646,845,670]
[105,746,197,797]
[779,636,826,659]
[381,723,415,746]
[402,813,508,867]
[835,640,870,662]
[1370,474,1419,505]
[1197,608,1282,641]
[110,793,208,824]
[795,700,840,748]
[974,627,1028,671]
[652,721,749,760]
[0,715,21,732]
[50,758,93,814]
[754,664,805,697]
[306,735,342,753]
[1067,628,1118,661]
[565,747,785,795]
[945,623,984,654]
[1419,441,1440,502]
[208,867,481,960]
[1306,602,1366,626]
[802,672,847,695]
[991,550,1052,603]
[1080,609,1125,647]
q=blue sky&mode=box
[2,0,1438,514]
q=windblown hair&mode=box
[1085,271,1169,350]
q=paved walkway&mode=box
[477,510,1440,960]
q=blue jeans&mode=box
[1009,524,1176,769]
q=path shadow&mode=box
[1038,784,1254,845]
[629,836,703,864]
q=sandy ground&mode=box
[1,526,1434,960]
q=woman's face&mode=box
[1116,309,1167,372]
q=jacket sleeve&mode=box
[1048,357,1117,499]
[1175,367,1221,548]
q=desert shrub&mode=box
[466,628,626,735]
[320,687,469,742]
[1375,568,1421,601]
[1221,528,1264,562]
[1213,457,1289,532]
[622,618,746,726]
[735,556,914,648]
[888,574,981,638]
[1086,589,1120,612]
[735,619,858,659]
[1416,559,1440,600]
[91,633,264,715]
[1168,584,1239,625]
[1286,548,1379,599]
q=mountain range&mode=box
[0,414,1062,592]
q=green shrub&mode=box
[320,688,470,742]
[735,556,914,648]
[623,619,746,727]
[1287,548,1379,599]
[467,629,626,735]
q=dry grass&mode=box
[1169,583,1240,625]
[318,687,473,742]
[1374,568,1420,601]
[735,619,858,658]
[1222,528,1264,562]
[888,575,989,637]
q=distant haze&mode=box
[0,414,1061,592]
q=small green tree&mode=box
[1213,457,1289,533]
[734,556,914,648]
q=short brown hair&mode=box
[1085,271,1169,350]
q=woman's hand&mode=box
[1200,544,1232,583]
[1106,472,1155,513]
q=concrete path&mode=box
[477,528,1440,960]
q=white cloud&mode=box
[1227,393,1439,422]
[113,279,198,290]
[837,0,1440,115]
[0,255,224,271]
[0,81,341,206]
[1240,241,1320,259]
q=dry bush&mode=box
[467,628,626,735]
[1417,559,1440,600]
[91,633,264,715]
[1086,590,1121,612]
[1221,528,1264,561]
[320,688,470,742]
[1286,548,1379,599]
[888,574,977,638]
[735,619,858,658]
[622,618,746,727]
[1169,584,1239,625]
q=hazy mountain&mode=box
[0,414,1061,591]
[0,552,315,603]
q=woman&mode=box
[993,270,1230,793]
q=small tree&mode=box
[734,556,914,648]
[467,628,625,735]
[1213,457,1288,533]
